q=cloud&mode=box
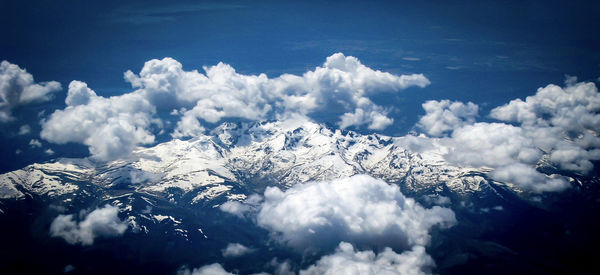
[0,60,61,122]
[256,175,456,251]
[123,52,429,135]
[41,53,428,161]
[490,79,600,175]
[41,81,156,161]
[412,79,600,192]
[490,78,600,130]
[417,100,478,137]
[338,101,394,130]
[177,264,233,275]
[441,122,569,192]
[50,204,128,245]
[300,242,434,275]
[29,139,42,148]
[18,125,30,135]
[489,163,569,193]
[221,243,255,258]
[182,243,434,275]
[219,194,262,218]
[64,80,97,106]
[444,123,541,167]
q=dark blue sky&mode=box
[3,0,599,88]
[1,0,599,170]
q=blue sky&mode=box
[1,0,599,171]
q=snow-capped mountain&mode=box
[1,119,598,275]
[0,119,508,206]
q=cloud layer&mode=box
[412,78,600,193]
[41,81,156,161]
[255,175,456,250]
[183,242,434,275]
[490,79,600,175]
[417,100,478,137]
[177,264,233,275]
[0,61,61,122]
[221,243,255,258]
[39,53,428,161]
[300,242,434,275]
[50,204,128,245]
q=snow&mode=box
[0,120,524,202]
[192,185,232,203]
[153,214,181,224]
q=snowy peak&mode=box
[1,120,505,204]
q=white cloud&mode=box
[29,139,42,148]
[338,100,394,130]
[412,79,600,192]
[256,175,456,250]
[444,123,541,168]
[269,258,295,275]
[18,125,30,135]
[0,60,61,122]
[65,80,97,106]
[49,204,128,246]
[124,52,429,136]
[41,81,156,161]
[41,53,429,161]
[490,79,600,175]
[219,194,262,218]
[177,264,233,275]
[221,243,255,258]
[490,164,569,193]
[490,79,600,130]
[45,148,55,155]
[417,100,478,137]
[181,243,434,275]
[300,242,434,275]
[440,122,570,192]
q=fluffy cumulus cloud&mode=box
[40,53,428,161]
[444,123,542,168]
[221,243,255,258]
[490,163,571,193]
[300,242,434,275]
[490,79,600,175]
[412,78,600,193]
[41,81,156,161]
[256,175,456,250]
[338,100,394,130]
[183,242,434,275]
[440,122,569,192]
[219,194,262,218]
[417,100,478,137]
[417,119,570,193]
[214,175,450,273]
[50,204,128,245]
[124,52,429,135]
[0,60,61,122]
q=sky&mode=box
[3,1,600,274]
[1,0,600,171]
